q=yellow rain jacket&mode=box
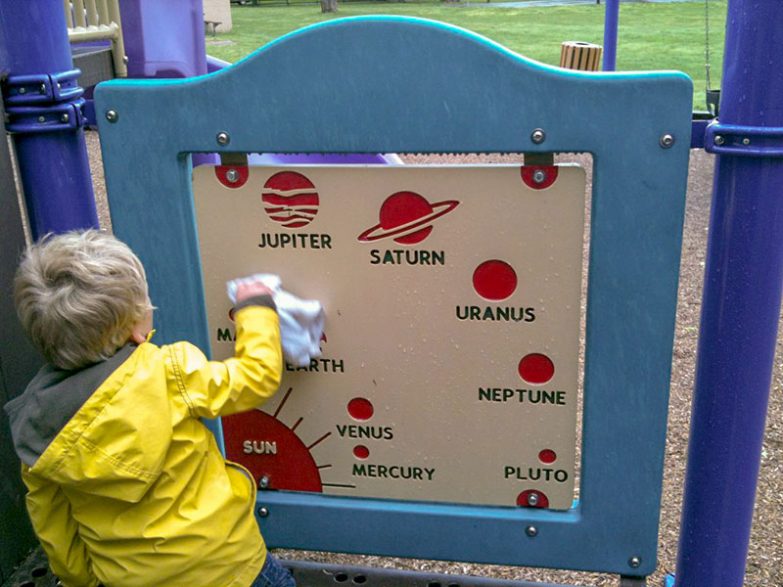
[4,302,282,587]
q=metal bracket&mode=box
[3,69,83,105]
[5,99,86,134]
[703,121,783,157]
[2,69,86,134]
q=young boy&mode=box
[4,230,296,587]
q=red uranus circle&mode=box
[473,260,518,301]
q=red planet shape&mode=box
[357,192,459,245]
[262,171,319,229]
[518,353,555,384]
[223,410,323,492]
[347,397,374,421]
[473,260,518,301]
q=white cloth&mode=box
[226,274,324,367]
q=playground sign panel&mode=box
[192,164,586,510]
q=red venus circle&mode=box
[347,398,374,421]
[473,260,518,301]
[518,353,555,384]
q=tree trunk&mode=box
[320,0,338,13]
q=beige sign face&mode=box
[192,164,585,510]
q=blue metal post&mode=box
[0,0,99,239]
[602,0,619,71]
[675,1,783,586]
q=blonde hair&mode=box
[14,230,152,370]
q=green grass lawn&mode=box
[207,0,726,110]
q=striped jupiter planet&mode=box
[262,171,320,228]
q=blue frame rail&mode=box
[96,16,692,577]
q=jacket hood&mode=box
[4,344,172,503]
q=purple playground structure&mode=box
[1,1,782,586]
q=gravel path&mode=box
[86,134,782,586]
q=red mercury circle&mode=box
[347,398,374,421]
[518,353,555,384]
[538,449,557,464]
[378,192,435,244]
[353,445,370,460]
[472,260,518,301]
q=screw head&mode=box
[742,137,751,145]
[37,116,46,123]
[105,110,119,123]
[531,128,546,144]
[628,556,641,569]
[39,83,47,94]
[525,525,538,537]
[714,135,725,146]
[532,169,547,184]
[60,113,70,123]
[18,87,27,95]
[258,507,269,518]
[527,493,540,506]
[258,475,270,489]
[216,131,231,146]
[659,133,675,148]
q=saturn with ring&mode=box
[357,191,460,245]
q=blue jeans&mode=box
[251,554,296,587]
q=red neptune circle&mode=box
[353,445,370,459]
[538,449,557,464]
[347,398,374,421]
[518,353,555,384]
[472,260,518,301]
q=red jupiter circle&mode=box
[518,353,555,384]
[357,191,459,245]
[473,260,518,301]
[262,171,320,229]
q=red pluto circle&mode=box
[518,353,555,384]
[472,260,518,301]
[538,449,557,464]
[262,171,319,229]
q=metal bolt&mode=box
[258,507,269,518]
[105,110,119,123]
[527,493,540,506]
[714,135,725,146]
[60,113,70,123]
[525,525,538,537]
[39,83,47,94]
[742,137,751,145]
[216,131,231,146]
[259,475,270,489]
[37,116,46,123]
[628,556,641,569]
[531,128,546,145]
[659,133,675,149]
[226,168,240,183]
[18,87,26,95]
[532,170,547,184]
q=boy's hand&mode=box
[235,280,273,303]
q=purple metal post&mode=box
[675,1,783,586]
[602,0,619,71]
[0,0,98,239]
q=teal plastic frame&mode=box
[95,16,692,577]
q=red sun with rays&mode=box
[262,171,320,229]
